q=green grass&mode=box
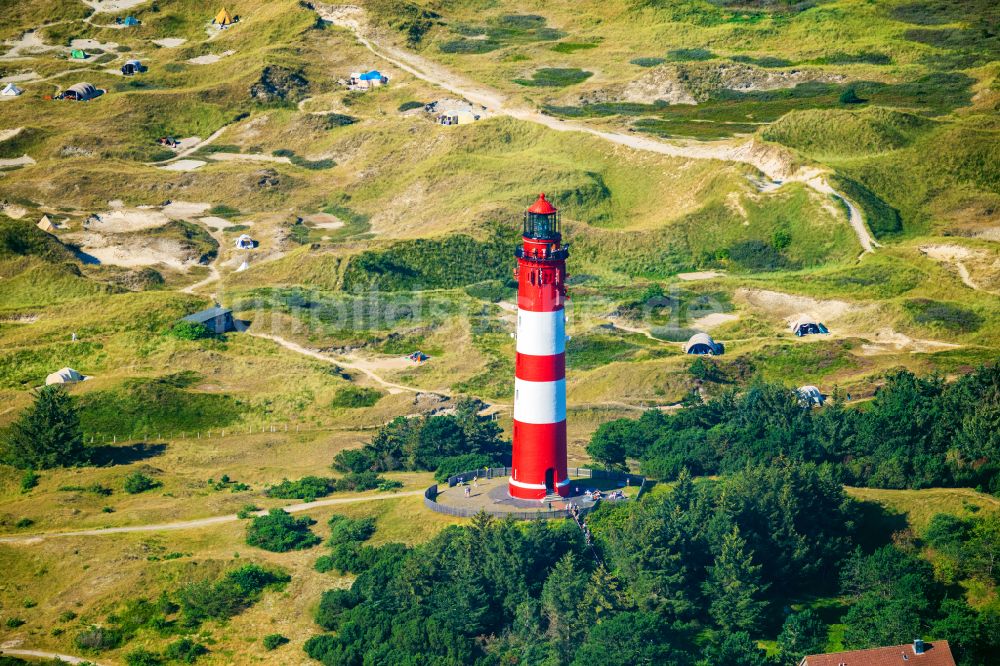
[550,42,599,54]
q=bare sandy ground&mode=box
[303,212,345,229]
[80,239,200,269]
[0,128,22,142]
[677,271,724,281]
[198,216,233,229]
[920,243,998,293]
[691,312,739,329]
[0,648,104,665]
[70,38,119,51]
[0,71,39,83]
[158,159,206,171]
[161,200,211,219]
[738,288,860,324]
[153,37,187,48]
[1,32,58,60]
[187,50,235,65]
[0,202,27,218]
[0,155,35,169]
[86,208,170,232]
[208,152,291,164]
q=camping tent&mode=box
[684,333,724,355]
[235,234,254,249]
[1,83,23,96]
[214,8,234,25]
[64,82,99,101]
[123,16,140,26]
[37,215,56,233]
[790,317,829,337]
[121,59,142,75]
[236,260,249,272]
[71,49,87,59]
[45,367,85,385]
[359,70,386,87]
[797,385,824,406]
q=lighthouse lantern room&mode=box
[510,193,570,500]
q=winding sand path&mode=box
[314,4,876,253]
[0,648,105,665]
[0,491,423,544]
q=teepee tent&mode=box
[37,215,56,233]
[45,367,85,385]
[214,8,234,25]
[1,83,23,96]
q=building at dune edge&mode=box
[510,194,570,500]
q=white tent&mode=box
[37,215,56,232]
[45,367,85,385]
[684,332,724,355]
[236,260,249,272]
[234,234,254,249]
[1,83,23,96]
[797,385,824,405]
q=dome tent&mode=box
[790,316,829,337]
[64,82,99,101]
[45,367,85,385]
[684,332,724,355]
[797,385,824,405]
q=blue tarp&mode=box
[359,70,383,80]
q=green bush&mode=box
[727,240,790,271]
[264,476,335,501]
[630,56,665,67]
[177,564,290,626]
[262,633,289,650]
[434,453,495,482]
[314,589,361,630]
[164,638,207,663]
[74,625,125,651]
[166,321,214,340]
[550,42,598,53]
[667,47,714,60]
[514,68,593,87]
[123,472,161,494]
[207,204,240,217]
[14,517,34,528]
[5,617,25,628]
[20,470,39,492]
[328,515,377,545]
[124,648,162,666]
[439,39,503,54]
[330,386,384,408]
[246,509,321,552]
[397,100,424,112]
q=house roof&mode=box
[181,306,232,324]
[527,193,557,215]
[802,641,956,666]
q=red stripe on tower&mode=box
[510,194,570,500]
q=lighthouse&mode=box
[510,194,569,500]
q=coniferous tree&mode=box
[777,609,828,665]
[3,385,87,469]
[541,552,589,660]
[704,526,768,632]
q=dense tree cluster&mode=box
[1,386,88,470]
[333,398,507,476]
[303,462,879,665]
[588,365,1000,491]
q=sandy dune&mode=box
[691,312,739,329]
[188,50,235,65]
[70,38,119,51]
[159,159,206,171]
[0,155,35,169]
[1,32,58,60]
[0,128,23,142]
[162,201,211,219]
[738,288,860,325]
[0,71,39,83]
[677,271,724,281]
[198,216,233,229]
[303,212,345,229]
[82,0,150,11]
[153,38,187,48]
[86,209,170,232]
[208,152,290,164]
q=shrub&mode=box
[123,472,161,494]
[727,240,789,271]
[237,504,261,519]
[631,57,666,67]
[246,509,321,552]
[74,625,125,651]
[167,321,214,340]
[20,470,39,492]
[164,637,207,663]
[328,515,377,545]
[124,648,162,666]
[667,47,714,60]
[333,471,385,492]
[15,518,34,528]
[434,453,495,482]
[839,86,863,104]
[398,100,424,112]
[5,617,25,628]
[330,386,383,408]
[1,385,87,470]
[58,610,78,622]
[262,633,289,650]
[550,42,598,53]
[264,476,335,501]
[514,67,593,87]
[314,589,361,630]
[178,564,290,626]
[207,204,240,217]
[439,39,502,54]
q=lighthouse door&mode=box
[544,469,555,493]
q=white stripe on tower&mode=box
[513,378,567,424]
[516,309,565,356]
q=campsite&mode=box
[0,0,998,664]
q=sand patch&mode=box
[860,328,962,355]
[302,213,344,229]
[1,71,40,83]
[920,243,1000,293]
[187,50,234,65]
[1,32,58,60]
[162,201,211,219]
[738,288,860,325]
[198,216,233,229]
[70,38,119,51]
[86,209,170,233]
[208,152,290,164]
[677,271,724,281]
[1,202,27,219]
[79,235,204,270]
[159,159,206,171]
[691,312,738,329]
[0,128,23,142]
[0,155,35,169]
[153,38,187,48]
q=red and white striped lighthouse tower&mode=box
[510,193,569,500]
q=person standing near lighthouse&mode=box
[509,194,570,500]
